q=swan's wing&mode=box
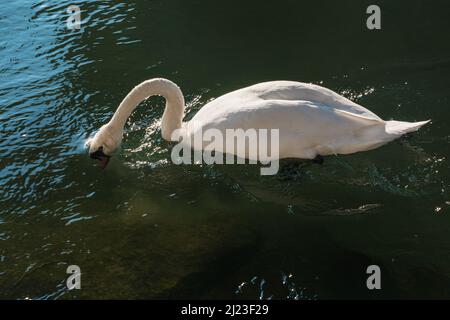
[192,99,383,138]
[248,81,383,121]
[189,99,387,158]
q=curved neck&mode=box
[109,78,185,141]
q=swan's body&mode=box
[88,78,429,166]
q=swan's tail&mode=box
[385,119,430,136]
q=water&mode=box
[1,0,450,299]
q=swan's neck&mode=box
[109,78,185,141]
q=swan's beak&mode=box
[89,147,111,169]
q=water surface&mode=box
[1,0,450,299]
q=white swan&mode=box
[88,78,429,167]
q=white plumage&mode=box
[88,78,429,165]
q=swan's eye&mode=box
[89,146,111,169]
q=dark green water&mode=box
[1,0,450,299]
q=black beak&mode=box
[90,147,111,169]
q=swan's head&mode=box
[87,123,122,168]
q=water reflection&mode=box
[235,273,317,300]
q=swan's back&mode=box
[195,81,382,122]
[187,80,428,159]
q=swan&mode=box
[88,78,430,168]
